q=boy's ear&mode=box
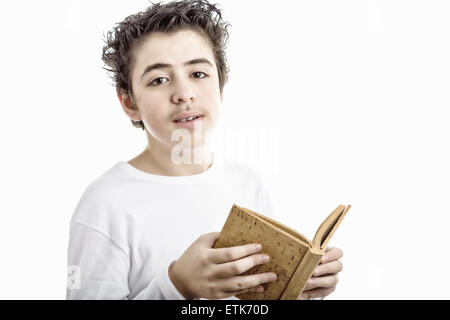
[116,88,142,121]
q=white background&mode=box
[0,0,449,299]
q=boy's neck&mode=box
[128,139,214,177]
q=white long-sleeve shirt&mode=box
[66,156,276,300]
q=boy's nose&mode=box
[172,81,196,104]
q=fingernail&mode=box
[270,273,277,280]
[262,255,270,263]
[254,244,262,250]
[321,256,327,263]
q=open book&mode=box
[213,204,351,300]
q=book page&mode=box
[241,207,312,247]
[312,205,351,250]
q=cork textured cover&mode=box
[213,204,311,300]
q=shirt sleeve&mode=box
[134,259,189,300]
[66,222,188,300]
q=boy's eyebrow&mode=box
[140,58,214,79]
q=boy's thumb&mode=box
[200,232,221,247]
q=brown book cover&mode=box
[213,204,351,300]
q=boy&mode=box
[66,0,343,300]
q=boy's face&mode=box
[120,29,222,149]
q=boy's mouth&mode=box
[173,115,203,123]
[173,113,205,129]
[173,111,204,122]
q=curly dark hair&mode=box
[101,0,231,130]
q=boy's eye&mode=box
[192,71,208,79]
[149,77,168,86]
[148,72,208,87]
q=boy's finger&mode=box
[212,253,270,277]
[250,285,265,293]
[216,284,263,299]
[229,284,264,296]
[298,286,336,300]
[304,277,317,290]
[226,284,264,297]
[314,260,343,276]
[209,243,263,264]
[321,247,343,263]
[218,272,277,292]
[307,274,339,289]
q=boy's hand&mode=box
[298,247,343,300]
[169,232,277,300]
